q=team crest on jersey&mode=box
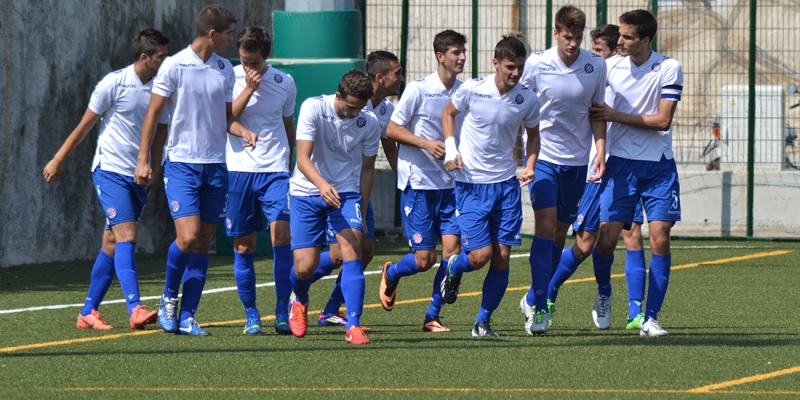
[171,201,180,213]
[356,117,366,127]
[530,193,536,204]
[225,218,232,230]
[328,228,336,238]
[412,232,423,244]
[577,214,584,224]
[652,63,661,71]
[515,94,524,104]
[461,234,469,245]
[584,63,594,73]
[380,105,386,115]
[274,74,283,83]
[218,60,225,69]
[107,208,116,219]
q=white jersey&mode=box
[451,75,540,184]
[606,51,683,161]
[153,45,235,164]
[226,65,296,173]
[367,98,394,139]
[585,86,615,182]
[290,95,381,196]
[392,72,463,191]
[89,64,170,176]
[521,47,607,166]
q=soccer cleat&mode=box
[318,310,348,327]
[626,313,645,330]
[518,296,535,336]
[640,317,669,337]
[243,313,262,335]
[275,313,292,334]
[440,254,462,304]
[76,310,113,330]
[129,304,158,330]
[178,317,211,336]
[471,320,499,337]
[345,326,371,345]
[422,317,451,333]
[592,293,612,330]
[158,296,179,333]
[288,295,308,338]
[547,300,556,328]
[530,309,549,335]
[379,261,398,311]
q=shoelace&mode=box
[648,319,663,330]
[91,310,108,323]
[596,296,610,317]
[163,300,176,319]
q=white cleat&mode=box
[519,297,534,336]
[592,293,612,330]
[640,317,669,337]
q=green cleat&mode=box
[626,313,645,330]
[547,300,556,328]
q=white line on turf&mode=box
[0,253,534,315]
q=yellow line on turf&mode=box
[0,250,791,354]
[688,366,800,393]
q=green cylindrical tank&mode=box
[273,11,363,59]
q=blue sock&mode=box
[449,250,475,276]
[290,267,312,304]
[551,243,565,280]
[645,253,671,321]
[179,253,209,322]
[387,253,419,283]
[163,241,191,299]
[233,252,257,311]
[311,251,338,283]
[81,250,115,316]
[548,246,584,303]
[526,236,554,311]
[625,249,647,319]
[592,247,614,297]
[273,245,292,316]
[426,258,447,320]
[322,273,344,316]
[114,242,140,316]
[476,266,509,323]
[341,259,365,329]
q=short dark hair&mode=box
[132,29,170,60]
[237,27,271,58]
[366,51,399,82]
[493,36,527,62]
[196,4,237,37]
[554,5,586,34]
[338,69,373,101]
[619,9,658,43]
[433,30,467,55]
[591,24,620,52]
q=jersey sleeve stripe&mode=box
[661,93,681,101]
[663,84,683,90]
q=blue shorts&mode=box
[163,158,228,224]
[225,171,290,237]
[455,177,522,251]
[600,156,680,224]
[573,182,645,233]
[327,201,374,243]
[401,187,460,251]
[529,160,587,223]
[92,167,148,230]
[292,192,364,250]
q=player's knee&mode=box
[362,251,374,266]
[330,252,344,267]
[274,230,291,247]
[649,236,670,255]
[469,248,492,269]
[573,244,592,260]
[415,251,437,271]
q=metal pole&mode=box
[746,0,756,237]
[545,0,552,48]
[597,0,606,27]
[399,0,409,86]
[360,0,367,59]
[650,0,658,52]
[472,0,479,78]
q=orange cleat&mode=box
[289,297,308,338]
[129,304,158,330]
[345,326,371,345]
[423,317,451,333]
[379,261,397,311]
[76,310,113,330]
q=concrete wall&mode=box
[0,0,283,267]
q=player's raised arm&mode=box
[442,101,462,171]
[43,109,101,183]
[135,93,168,186]
[590,98,677,131]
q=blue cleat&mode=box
[243,313,262,335]
[179,317,211,336]
[158,296,178,333]
[275,313,291,335]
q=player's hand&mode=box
[43,159,63,184]
[590,103,615,122]
[244,67,263,92]
[518,165,535,187]
[587,156,606,183]
[424,140,446,160]
[444,155,462,171]
[319,183,341,208]
[241,130,258,151]
[363,220,369,237]
[134,161,153,187]
[147,165,161,192]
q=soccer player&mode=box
[43,29,170,331]
[134,5,258,336]
[379,30,468,333]
[517,6,608,336]
[441,36,540,337]
[287,70,380,345]
[589,9,683,336]
[225,27,297,335]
